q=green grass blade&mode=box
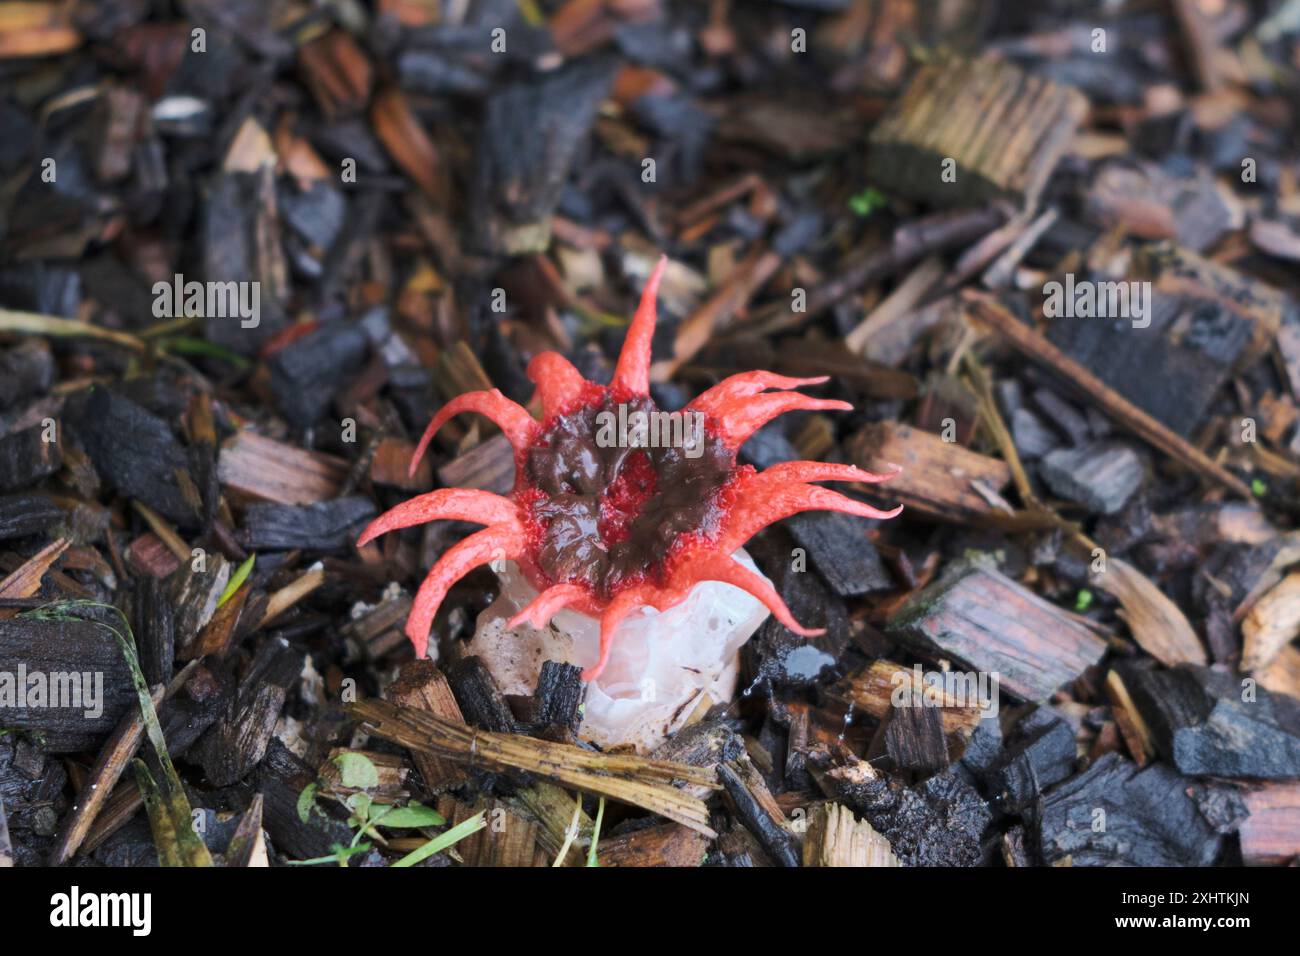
[218,553,256,609]
[391,812,486,868]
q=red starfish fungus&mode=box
[357,257,902,681]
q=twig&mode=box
[48,685,165,865]
[746,205,1009,338]
[349,698,719,836]
[0,308,147,352]
[963,292,1253,499]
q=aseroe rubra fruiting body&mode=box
[357,257,902,681]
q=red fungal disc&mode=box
[358,254,902,680]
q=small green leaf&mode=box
[1252,478,1267,497]
[334,752,380,790]
[1074,589,1093,613]
[297,782,318,824]
[376,803,446,828]
[217,553,255,609]
[848,186,888,218]
[392,812,486,868]
[346,791,373,824]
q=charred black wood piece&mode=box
[0,618,135,752]
[0,733,68,854]
[884,703,950,774]
[742,429,892,596]
[745,532,849,690]
[813,750,992,866]
[1039,441,1144,515]
[717,761,799,868]
[0,340,55,411]
[192,638,302,787]
[0,494,63,541]
[237,496,376,551]
[445,656,517,734]
[199,168,288,354]
[257,739,360,862]
[471,59,617,255]
[653,717,747,774]
[786,510,894,596]
[65,389,201,528]
[1033,752,1223,866]
[1044,245,1281,437]
[1119,663,1300,780]
[266,324,368,429]
[160,666,237,759]
[982,707,1076,813]
[0,424,62,493]
[531,660,585,742]
[128,576,175,687]
[193,684,286,788]
[959,715,1005,784]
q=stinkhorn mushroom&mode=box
[357,256,901,683]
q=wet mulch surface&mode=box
[1,0,1300,867]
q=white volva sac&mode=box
[466,552,771,752]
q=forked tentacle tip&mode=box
[851,462,903,484]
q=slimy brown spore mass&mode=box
[526,394,734,597]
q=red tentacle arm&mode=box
[406,524,527,658]
[507,582,591,630]
[585,590,651,682]
[610,255,667,396]
[409,389,539,477]
[670,552,824,638]
[715,465,902,554]
[758,461,901,485]
[688,372,830,420]
[707,393,853,450]
[357,489,519,547]
[527,352,591,421]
